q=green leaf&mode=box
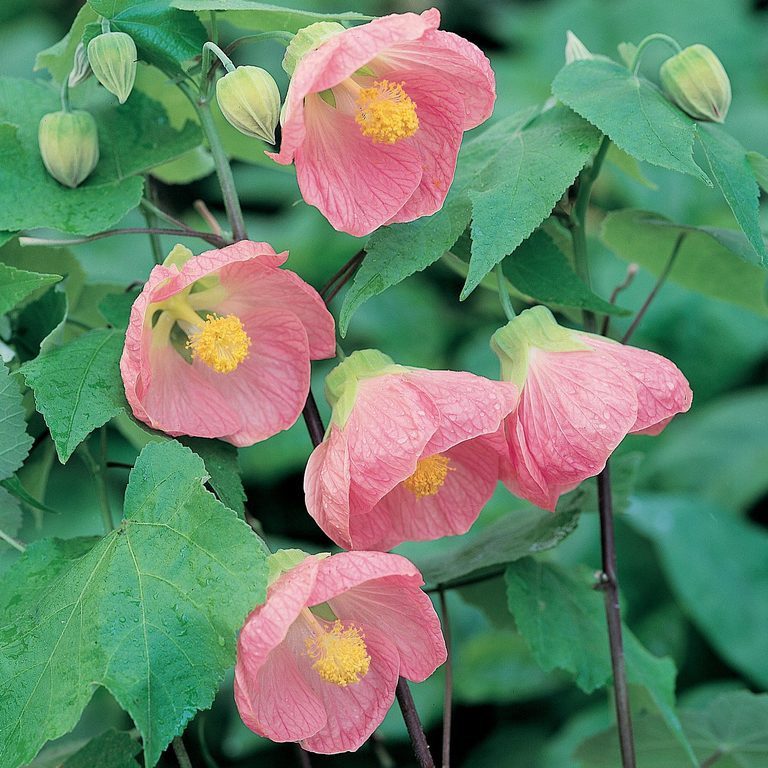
[641,389,768,513]
[463,104,602,297]
[415,505,579,587]
[19,329,127,463]
[626,495,768,690]
[14,286,68,360]
[62,730,140,768]
[179,437,247,517]
[503,230,629,316]
[606,144,658,189]
[0,78,200,235]
[552,59,710,183]
[698,124,766,264]
[170,1,371,32]
[0,362,32,482]
[0,263,61,317]
[600,209,768,315]
[0,441,268,768]
[86,0,207,76]
[338,190,470,336]
[0,486,22,548]
[506,559,696,765]
[150,146,215,185]
[0,475,56,515]
[576,690,768,768]
[34,4,99,81]
[98,290,140,329]
[747,150,768,193]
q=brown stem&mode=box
[601,264,639,336]
[396,679,436,768]
[294,743,312,768]
[439,589,452,768]
[20,227,227,249]
[320,249,366,303]
[597,463,636,768]
[194,199,224,238]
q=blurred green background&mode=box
[5,0,768,766]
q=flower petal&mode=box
[581,336,693,435]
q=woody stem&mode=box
[571,137,636,768]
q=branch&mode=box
[396,679,436,768]
[439,589,453,768]
[20,227,227,249]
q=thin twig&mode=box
[596,463,636,768]
[320,249,365,302]
[700,749,723,768]
[141,182,165,266]
[77,434,113,534]
[439,589,453,768]
[19,227,227,249]
[425,567,507,594]
[495,262,516,320]
[301,390,326,449]
[396,679,436,768]
[140,196,192,234]
[194,199,224,238]
[601,264,639,336]
[621,233,685,344]
[0,528,26,552]
[294,743,312,768]
[172,735,194,768]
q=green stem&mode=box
[203,41,236,74]
[441,251,530,301]
[496,263,516,320]
[172,736,194,768]
[225,31,295,56]
[78,432,113,534]
[60,78,70,113]
[180,82,247,242]
[631,33,682,75]
[141,181,165,266]
[569,135,610,332]
[0,528,26,553]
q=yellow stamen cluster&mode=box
[186,313,251,374]
[305,620,371,686]
[355,80,419,144]
[403,454,453,498]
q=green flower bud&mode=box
[87,31,137,104]
[564,31,593,64]
[282,22,345,76]
[660,44,731,123]
[38,110,99,188]
[215,66,281,143]
[68,42,92,88]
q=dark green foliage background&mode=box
[1,0,766,766]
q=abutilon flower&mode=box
[270,8,496,236]
[120,241,335,446]
[234,551,446,753]
[304,350,519,551]
[491,306,693,511]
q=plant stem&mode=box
[172,736,194,768]
[396,679,436,768]
[601,264,639,336]
[194,199,224,238]
[621,233,685,344]
[631,33,682,76]
[141,182,165,266]
[439,589,453,768]
[0,528,26,552]
[596,463,636,768]
[320,249,365,302]
[302,390,326,448]
[20,227,227,249]
[180,82,247,242]
[203,41,236,73]
[496,263,516,320]
[425,566,507,594]
[225,31,295,57]
[294,744,312,768]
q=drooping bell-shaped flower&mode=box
[270,8,496,236]
[491,306,692,511]
[304,350,519,550]
[120,241,335,446]
[234,550,446,753]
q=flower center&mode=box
[186,313,251,374]
[305,619,371,686]
[354,80,419,144]
[402,454,453,498]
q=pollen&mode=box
[403,454,453,498]
[186,313,251,374]
[305,620,371,686]
[355,80,419,144]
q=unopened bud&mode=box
[216,66,281,143]
[564,31,593,64]
[68,42,92,88]
[87,31,137,104]
[660,44,731,123]
[38,110,99,188]
[282,22,345,76]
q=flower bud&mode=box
[282,22,345,76]
[564,31,593,64]
[660,44,731,123]
[68,42,92,88]
[215,66,281,143]
[87,31,137,104]
[38,110,99,188]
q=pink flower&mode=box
[120,241,335,446]
[491,307,693,511]
[304,350,519,550]
[270,9,495,236]
[234,551,446,753]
